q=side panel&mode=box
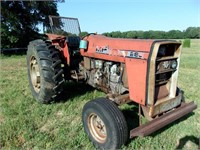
[125,58,147,105]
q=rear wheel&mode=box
[82,98,128,149]
[27,40,64,103]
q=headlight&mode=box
[162,61,170,69]
[171,60,177,69]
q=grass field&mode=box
[0,40,200,149]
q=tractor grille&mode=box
[154,44,179,100]
[49,15,81,36]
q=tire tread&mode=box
[27,39,64,103]
[82,98,128,149]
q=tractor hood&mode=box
[83,34,154,57]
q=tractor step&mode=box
[130,102,197,138]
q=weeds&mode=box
[183,39,191,48]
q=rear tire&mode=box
[27,39,64,103]
[82,98,128,149]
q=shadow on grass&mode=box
[150,112,195,137]
[121,103,196,146]
[56,81,95,103]
[121,103,140,131]
[1,50,27,56]
[121,103,140,145]
[176,135,199,149]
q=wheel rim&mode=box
[30,56,40,93]
[88,113,107,143]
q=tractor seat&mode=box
[67,36,81,48]
[67,36,81,57]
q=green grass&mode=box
[0,40,200,149]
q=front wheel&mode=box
[82,98,128,149]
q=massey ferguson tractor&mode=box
[27,16,197,149]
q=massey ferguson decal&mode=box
[95,46,145,59]
[96,46,109,54]
[126,51,143,58]
[119,50,145,59]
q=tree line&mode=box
[102,27,200,39]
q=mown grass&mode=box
[0,40,200,149]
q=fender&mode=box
[46,33,70,65]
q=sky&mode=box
[57,0,200,34]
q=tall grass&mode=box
[182,39,191,48]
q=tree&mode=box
[166,30,182,39]
[1,1,59,48]
[143,31,150,39]
[185,27,200,39]
[136,31,144,39]
[110,31,122,38]
[80,31,89,37]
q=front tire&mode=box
[82,98,128,149]
[27,40,64,103]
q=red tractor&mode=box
[27,16,197,149]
